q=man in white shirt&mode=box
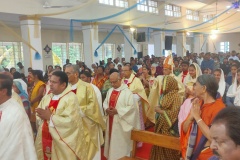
[196,52,204,66]
[17,62,25,74]
[114,57,122,69]
[228,50,239,61]
[0,74,37,160]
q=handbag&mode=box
[163,111,179,137]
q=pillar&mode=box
[123,26,138,62]
[20,16,44,74]
[207,35,217,53]
[194,33,204,53]
[82,23,99,66]
[153,31,165,57]
[193,33,208,53]
[176,32,187,57]
[202,34,208,53]
[142,44,147,57]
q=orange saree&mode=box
[92,75,108,90]
[180,98,225,160]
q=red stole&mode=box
[124,79,128,85]
[42,99,60,160]
[47,90,52,95]
[108,90,121,140]
[72,89,77,94]
[124,75,136,87]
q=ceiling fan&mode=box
[43,1,74,9]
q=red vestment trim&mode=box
[42,99,60,160]
[47,90,52,95]
[125,75,136,88]
[108,90,121,140]
[72,89,77,94]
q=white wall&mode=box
[213,33,240,53]
[0,26,21,41]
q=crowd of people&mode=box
[1,50,240,160]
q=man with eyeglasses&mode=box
[103,72,139,160]
[209,107,240,160]
[122,63,152,128]
[65,64,106,160]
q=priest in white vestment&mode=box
[35,71,87,160]
[0,74,37,160]
[65,65,105,160]
[103,72,140,160]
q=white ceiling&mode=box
[0,0,239,33]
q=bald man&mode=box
[103,72,140,160]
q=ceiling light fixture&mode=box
[186,32,190,36]
[210,34,217,39]
[211,29,219,34]
[130,27,135,32]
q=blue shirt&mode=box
[226,76,233,85]
[132,65,138,73]
[201,59,214,72]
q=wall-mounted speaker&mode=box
[165,36,173,50]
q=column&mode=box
[82,23,99,66]
[142,44,147,57]
[194,33,204,53]
[123,26,138,62]
[153,31,165,57]
[202,34,208,53]
[207,35,217,53]
[20,15,44,74]
[193,33,208,53]
[176,32,187,57]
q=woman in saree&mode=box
[28,70,45,135]
[102,68,118,102]
[150,75,182,160]
[184,63,202,98]
[180,75,225,160]
[227,68,240,107]
[213,68,229,103]
[12,80,31,118]
[92,66,108,90]
[139,66,154,97]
